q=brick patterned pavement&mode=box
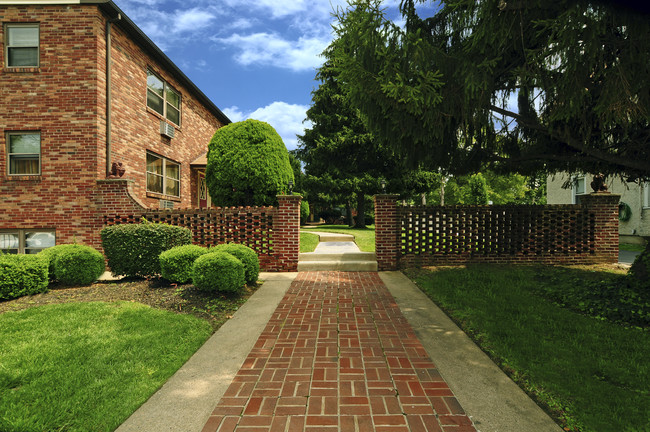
[202,272,477,432]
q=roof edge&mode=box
[100,1,230,125]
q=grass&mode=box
[303,224,376,252]
[620,243,647,253]
[0,301,212,432]
[300,231,319,252]
[404,265,649,432]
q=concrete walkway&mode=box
[118,271,562,432]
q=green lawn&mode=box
[303,224,376,252]
[620,243,647,253]
[404,265,649,432]
[300,231,319,252]
[0,302,212,432]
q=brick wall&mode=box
[105,17,224,208]
[0,4,226,248]
[101,187,301,272]
[0,5,104,246]
[374,193,621,270]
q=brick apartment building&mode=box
[0,0,230,253]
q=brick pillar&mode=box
[580,193,620,263]
[274,194,301,271]
[374,194,400,270]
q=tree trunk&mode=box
[421,193,426,206]
[440,178,446,206]
[346,201,354,227]
[355,194,366,228]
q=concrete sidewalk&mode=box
[117,271,561,432]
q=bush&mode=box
[38,244,104,284]
[53,245,105,286]
[300,200,310,224]
[159,245,209,284]
[211,243,259,284]
[101,222,192,278]
[205,119,294,206]
[191,252,245,293]
[0,255,49,300]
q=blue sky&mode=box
[113,0,433,150]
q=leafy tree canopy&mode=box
[332,0,650,181]
[206,119,294,206]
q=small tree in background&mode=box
[206,119,294,206]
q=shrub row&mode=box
[101,222,191,278]
[159,242,260,293]
[0,244,106,301]
[0,254,49,300]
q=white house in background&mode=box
[547,173,650,244]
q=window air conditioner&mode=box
[159,200,174,209]
[160,121,175,139]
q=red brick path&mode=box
[202,272,476,432]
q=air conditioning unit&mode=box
[160,121,175,139]
[159,200,174,209]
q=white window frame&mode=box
[146,152,180,198]
[6,131,41,175]
[643,182,650,209]
[5,23,40,68]
[0,229,55,254]
[572,174,587,204]
[146,69,181,126]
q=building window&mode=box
[572,174,587,204]
[5,24,39,67]
[644,183,650,209]
[146,70,181,125]
[7,132,40,175]
[0,230,55,254]
[146,152,180,197]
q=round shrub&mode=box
[0,255,49,300]
[53,245,105,286]
[191,252,245,293]
[38,244,103,283]
[101,222,192,278]
[211,243,259,285]
[160,245,209,284]
[205,119,294,206]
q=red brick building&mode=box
[0,0,230,253]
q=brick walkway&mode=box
[201,272,476,432]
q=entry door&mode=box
[198,171,210,208]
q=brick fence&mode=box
[374,193,620,270]
[97,179,301,271]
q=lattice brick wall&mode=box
[103,208,275,256]
[399,205,595,261]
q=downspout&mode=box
[106,13,121,176]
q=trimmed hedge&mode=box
[54,245,105,286]
[210,243,259,285]
[159,245,209,284]
[0,255,49,300]
[101,222,192,278]
[192,252,245,293]
[38,244,104,285]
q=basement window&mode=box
[0,230,55,254]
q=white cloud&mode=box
[216,32,329,72]
[222,102,311,150]
[174,8,216,33]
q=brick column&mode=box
[274,194,302,272]
[580,193,620,263]
[374,194,400,271]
